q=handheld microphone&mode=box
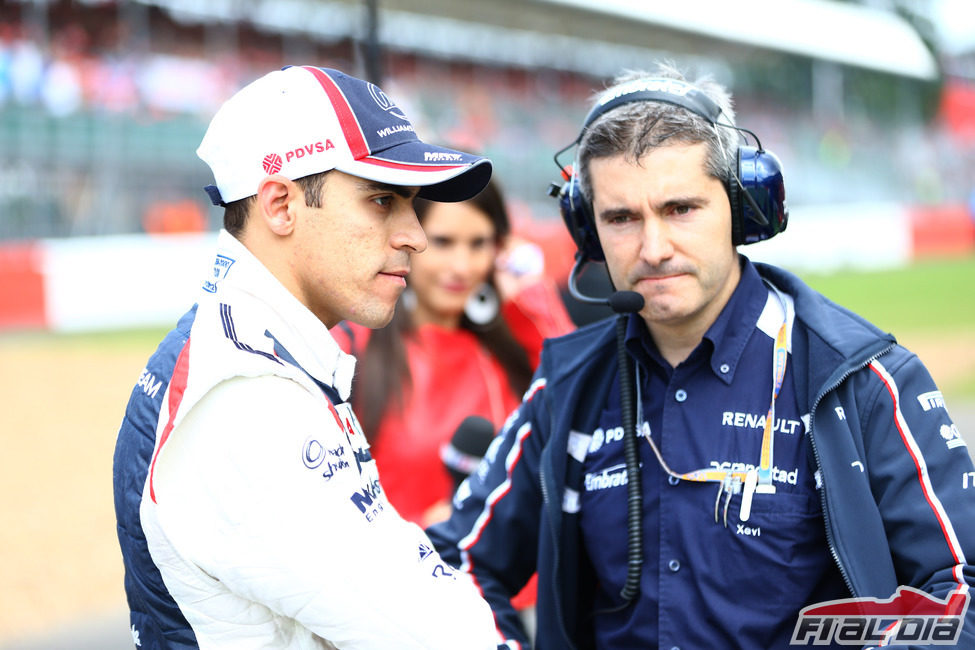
[441,415,496,490]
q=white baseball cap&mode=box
[197,65,492,205]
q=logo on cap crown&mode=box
[368,83,408,121]
[263,153,283,174]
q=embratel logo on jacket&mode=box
[791,585,969,645]
[203,254,235,293]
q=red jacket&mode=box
[332,281,574,525]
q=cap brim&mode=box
[335,141,492,202]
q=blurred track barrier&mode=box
[0,242,46,329]
[910,204,975,258]
[744,201,973,273]
[0,201,971,333]
[0,232,216,332]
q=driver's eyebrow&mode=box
[357,180,418,200]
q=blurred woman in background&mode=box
[333,176,574,525]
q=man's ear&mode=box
[256,175,300,236]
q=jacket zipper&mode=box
[806,343,894,598]
[539,462,577,650]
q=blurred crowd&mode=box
[0,9,972,241]
[0,21,260,118]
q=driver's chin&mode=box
[359,301,398,329]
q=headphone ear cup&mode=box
[559,175,605,261]
[734,145,789,245]
[726,157,745,247]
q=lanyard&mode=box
[757,283,791,491]
[635,283,792,525]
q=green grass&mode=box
[799,256,975,401]
[798,256,975,335]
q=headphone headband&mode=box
[554,76,787,260]
[580,78,723,135]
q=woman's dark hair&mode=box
[355,176,534,443]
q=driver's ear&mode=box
[257,174,300,236]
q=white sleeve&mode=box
[153,375,502,649]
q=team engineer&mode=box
[113,65,507,649]
[428,62,975,649]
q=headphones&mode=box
[552,78,788,261]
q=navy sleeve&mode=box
[427,377,550,648]
[860,349,975,647]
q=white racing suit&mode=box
[113,230,504,649]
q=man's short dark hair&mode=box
[223,171,330,237]
[578,63,737,204]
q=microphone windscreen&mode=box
[441,415,496,488]
[608,291,645,314]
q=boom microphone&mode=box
[567,254,645,314]
[441,415,496,489]
[566,253,645,602]
[557,252,643,603]
[607,290,644,314]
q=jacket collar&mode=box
[205,230,356,401]
[753,263,896,410]
[542,262,897,415]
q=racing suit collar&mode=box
[211,230,356,401]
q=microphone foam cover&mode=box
[452,415,496,457]
[608,291,645,314]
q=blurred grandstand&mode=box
[0,0,972,242]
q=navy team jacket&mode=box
[428,262,975,649]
